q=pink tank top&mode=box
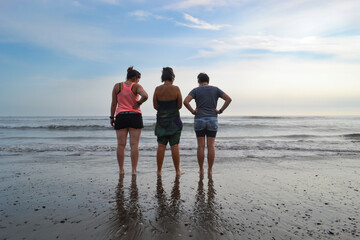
[116,82,142,115]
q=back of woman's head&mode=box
[197,73,209,83]
[161,67,175,82]
[127,66,141,80]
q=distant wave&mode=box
[242,116,287,119]
[0,125,111,131]
[342,133,360,139]
[2,144,360,154]
[280,134,318,139]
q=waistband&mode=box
[118,111,141,115]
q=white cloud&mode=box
[176,13,230,30]
[192,35,360,60]
[96,0,120,5]
[233,0,360,37]
[166,0,244,10]
[0,14,117,61]
[129,10,151,18]
[72,1,81,7]
[128,10,171,21]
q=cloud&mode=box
[0,11,119,61]
[128,11,228,31]
[233,0,360,37]
[176,13,230,30]
[166,0,243,10]
[128,10,171,21]
[192,35,360,60]
[96,0,120,5]
[72,1,81,7]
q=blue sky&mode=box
[0,0,359,116]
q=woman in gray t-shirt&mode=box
[183,73,232,174]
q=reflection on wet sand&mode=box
[104,174,231,240]
[106,175,144,239]
[192,174,229,239]
[194,174,218,224]
[155,175,181,219]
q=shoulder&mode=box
[211,85,222,91]
[113,83,120,92]
[189,87,198,97]
[132,83,142,88]
[154,85,161,92]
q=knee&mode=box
[117,142,126,149]
[130,140,139,148]
[207,142,215,149]
[197,144,205,150]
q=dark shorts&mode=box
[114,112,143,130]
[194,117,218,138]
[195,129,217,138]
[157,131,181,146]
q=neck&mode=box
[164,80,173,85]
[199,82,209,86]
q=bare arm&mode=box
[215,93,232,114]
[177,86,182,110]
[110,84,119,126]
[133,84,148,110]
[153,88,158,110]
[183,95,197,115]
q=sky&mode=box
[0,0,359,116]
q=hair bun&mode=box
[127,66,134,73]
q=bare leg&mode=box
[116,129,129,175]
[129,128,141,175]
[197,137,205,174]
[207,136,216,175]
[170,144,183,175]
[157,143,166,175]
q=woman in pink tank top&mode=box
[110,66,148,175]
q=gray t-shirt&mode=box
[189,86,224,119]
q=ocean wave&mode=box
[2,144,360,154]
[241,116,287,119]
[0,125,112,131]
[280,134,318,139]
[342,133,360,139]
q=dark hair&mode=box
[161,67,175,82]
[197,73,209,83]
[126,66,141,80]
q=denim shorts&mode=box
[194,117,218,137]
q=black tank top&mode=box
[157,99,178,111]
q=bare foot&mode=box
[131,169,137,175]
[176,171,184,176]
[199,168,204,175]
[157,171,162,176]
[120,171,125,175]
[208,169,213,175]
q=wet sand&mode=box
[1,154,359,239]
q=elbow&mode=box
[142,95,149,102]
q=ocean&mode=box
[1,116,360,161]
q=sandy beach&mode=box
[1,152,359,240]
